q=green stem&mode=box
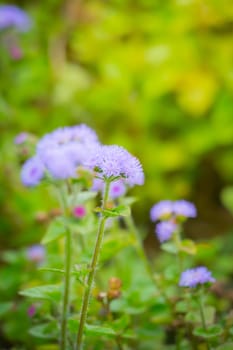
[173,229,183,273]
[198,293,212,350]
[57,185,73,350]
[75,179,111,350]
[60,227,72,350]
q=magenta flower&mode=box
[73,205,86,218]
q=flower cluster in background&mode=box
[150,199,197,243]
[20,124,144,191]
[179,267,215,288]
[0,5,31,32]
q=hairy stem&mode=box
[75,179,111,350]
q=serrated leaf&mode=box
[42,218,66,244]
[193,325,223,339]
[179,239,197,255]
[19,285,62,302]
[161,242,178,254]
[29,322,58,339]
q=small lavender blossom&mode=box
[173,200,197,218]
[110,180,126,199]
[87,145,144,186]
[150,200,174,222]
[14,132,28,144]
[27,245,45,263]
[0,5,31,32]
[179,267,215,288]
[92,178,126,199]
[21,156,44,187]
[156,221,177,243]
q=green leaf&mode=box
[42,218,66,244]
[112,314,130,332]
[0,302,13,318]
[221,187,233,214]
[193,325,223,339]
[102,205,131,218]
[185,307,215,325]
[29,322,58,339]
[19,285,62,302]
[101,232,135,261]
[39,267,64,274]
[216,343,233,350]
[70,191,97,205]
[179,239,197,255]
[161,242,178,254]
[85,324,116,337]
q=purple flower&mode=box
[14,132,28,144]
[173,200,197,218]
[179,267,215,288]
[21,156,44,187]
[156,221,177,243]
[40,147,77,180]
[150,200,174,222]
[110,180,126,199]
[27,304,36,317]
[0,5,31,32]
[86,145,144,186]
[92,178,126,199]
[27,245,45,263]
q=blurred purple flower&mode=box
[179,266,215,288]
[14,132,28,144]
[173,200,197,218]
[40,147,77,180]
[27,245,45,263]
[109,179,126,199]
[150,200,197,221]
[86,145,144,186]
[150,200,173,222]
[155,221,177,243]
[21,156,44,187]
[27,304,36,317]
[92,178,126,199]
[0,5,31,32]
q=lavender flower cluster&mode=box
[0,5,31,32]
[20,124,144,192]
[150,200,197,243]
[179,266,215,288]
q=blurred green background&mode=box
[1,0,233,251]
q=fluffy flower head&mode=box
[156,221,177,243]
[0,5,31,32]
[87,145,144,186]
[150,200,173,221]
[179,266,215,288]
